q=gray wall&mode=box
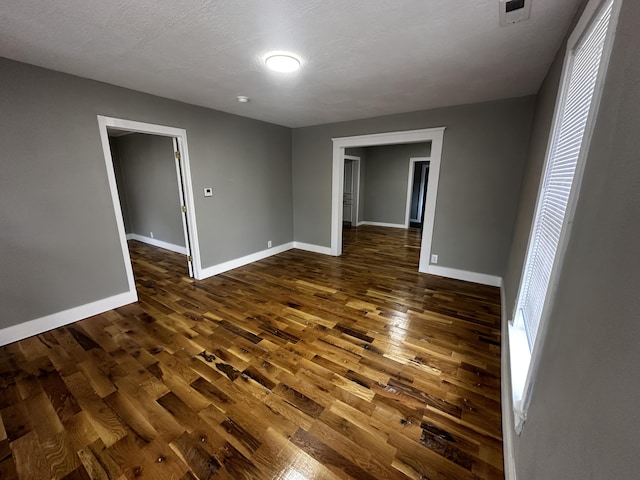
[509,0,640,478]
[362,143,431,225]
[112,133,185,247]
[0,58,292,329]
[292,97,535,276]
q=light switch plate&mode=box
[203,187,213,197]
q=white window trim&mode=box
[509,0,622,434]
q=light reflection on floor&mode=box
[280,467,308,480]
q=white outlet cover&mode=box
[431,254,438,264]
[204,187,213,197]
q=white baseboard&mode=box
[293,242,333,255]
[426,265,502,287]
[127,233,187,255]
[359,221,407,229]
[500,280,518,480]
[0,290,138,347]
[197,242,294,280]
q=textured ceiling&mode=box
[0,0,581,127]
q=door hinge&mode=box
[181,205,187,213]
[187,255,193,262]
[175,151,181,160]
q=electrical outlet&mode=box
[431,254,438,264]
[150,232,154,239]
[203,187,213,197]
[268,240,272,248]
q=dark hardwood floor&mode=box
[0,225,504,479]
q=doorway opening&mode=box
[406,157,430,229]
[331,128,445,273]
[342,155,361,227]
[97,116,201,297]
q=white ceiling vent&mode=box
[499,0,531,26]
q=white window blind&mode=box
[518,0,614,349]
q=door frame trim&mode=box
[343,154,361,225]
[405,157,430,227]
[97,116,202,286]
[331,127,445,273]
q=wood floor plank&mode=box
[0,225,504,479]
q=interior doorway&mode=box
[108,130,193,277]
[342,155,360,226]
[330,128,445,273]
[406,157,430,229]
[97,116,201,295]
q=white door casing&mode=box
[331,128,445,273]
[97,116,202,284]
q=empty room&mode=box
[0,0,638,479]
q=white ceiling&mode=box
[0,0,581,128]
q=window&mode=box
[510,0,619,432]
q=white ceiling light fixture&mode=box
[237,95,250,103]
[264,51,301,73]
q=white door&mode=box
[173,138,194,277]
[343,160,353,223]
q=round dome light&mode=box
[265,52,301,73]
